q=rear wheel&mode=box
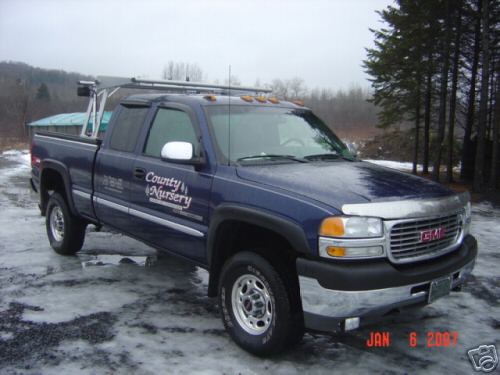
[219,251,303,356]
[46,193,86,255]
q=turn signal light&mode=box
[268,97,280,104]
[319,217,344,237]
[255,96,267,103]
[203,95,217,101]
[326,246,346,257]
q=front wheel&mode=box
[46,193,86,255]
[219,252,302,356]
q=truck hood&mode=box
[236,161,453,209]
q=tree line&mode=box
[0,60,378,145]
[160,61,378,139]
[263,77,378,139]
[0,61,92,140]
[365,0,500,192]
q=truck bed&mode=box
[32,131,101,221]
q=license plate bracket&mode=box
[428,276,452,303]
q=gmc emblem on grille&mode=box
[420,227,446,242]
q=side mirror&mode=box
[160,141,205,167]
[161,141,193,160]
[77,86,91,97]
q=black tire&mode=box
[45,193,86,255]
[218,251,302,356]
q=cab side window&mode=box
[144,108,198,158]
[109,105,149,152]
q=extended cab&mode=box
[30,78,477,356]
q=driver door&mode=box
[129,104,212,263]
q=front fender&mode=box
[206,203,310,296]
[207,203,310,265]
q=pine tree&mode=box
[36,83,50,101]
[366,0,499,191]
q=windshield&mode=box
[206,105,351,163]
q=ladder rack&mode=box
[78,75,271,138]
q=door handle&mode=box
[133,167,146,180]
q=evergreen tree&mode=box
[366,0,499,191]
[36,83,50,101]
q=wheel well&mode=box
[207,220,299,297]
[40,168,66,215]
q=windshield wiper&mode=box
[304,152,355,161]
[236,154,307,163]
[303,153,341,161]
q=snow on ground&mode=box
[0,150,498,374]
[364,159,462,174]
[364,159,421,172]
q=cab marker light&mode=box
[240,95,254,102]
[292,99,304,106]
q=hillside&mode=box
[0,61,93,141]
[0,61,380,148]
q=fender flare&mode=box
[206,203,310,295]
[39,159,77,216]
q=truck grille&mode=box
[389,213,463,263]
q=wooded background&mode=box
[365,0,499,192]
[0,61,378,144]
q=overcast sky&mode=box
[0,0,392,90]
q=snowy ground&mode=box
[0,151,498,375]
[365,159,462,174]
[364,159,421,172]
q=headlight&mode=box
[318,216,385,259]
[319,216,383,238]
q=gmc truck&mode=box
[30,77,477,356]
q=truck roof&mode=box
[122,93,309,110]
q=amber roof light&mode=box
[240,95,254,102]
[292,99,304,106]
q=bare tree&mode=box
[186,63,204,82]
[269,79,289,99]
[162,61,175,80]
[162,61,205,81]
[288,77,307,99]
[224,74,241,87]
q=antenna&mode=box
[228,65,231,166]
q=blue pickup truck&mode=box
[30,78,477,356]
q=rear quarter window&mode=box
[109,105,149,152]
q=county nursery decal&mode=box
[145,171,192,211]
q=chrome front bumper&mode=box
[299,258,475,331]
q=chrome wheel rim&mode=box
[49,206,65,242]
[231,274,273,335]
